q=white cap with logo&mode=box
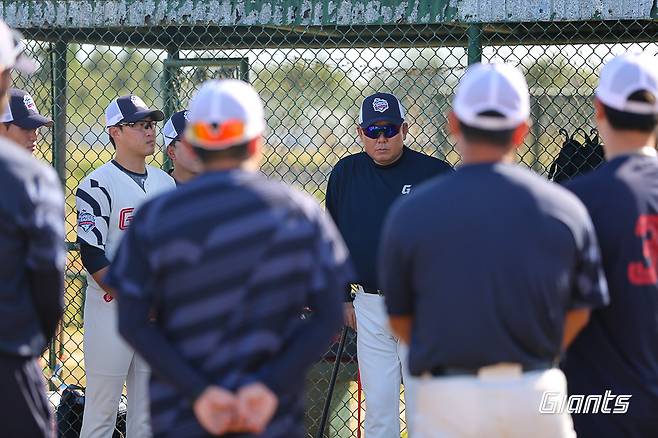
[185,79,265,150]
[596,53,658,115]
[453,62,530,130]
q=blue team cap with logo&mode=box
[162,110,188,146]
[358,92,406,128]
[0,88,53,129]
[105,94,165,127]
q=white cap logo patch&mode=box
[372,97,389,113]
[130,95,148,110]
[183,110,189,121]
[23,94,37,112]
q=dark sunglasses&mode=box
[363,124,400,139]
[117,121,157,131]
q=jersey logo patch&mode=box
[78,210,96,232]
[372,98,389,113]
[119,208,135,230]
[401,184,412,194]
[103,293,114,303]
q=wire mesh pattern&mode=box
[9,19,658,437]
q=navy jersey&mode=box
[564,154,658,436]
[0,139,64,357]
[106,169,353,437]
[326,146,452,295]
[380,162,609,375]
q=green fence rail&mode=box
[7,17,658,437]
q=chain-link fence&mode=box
[8,16,658,437]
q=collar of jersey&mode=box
[112,160,147,177]
[456,161,504,172]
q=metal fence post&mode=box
[51,41,67,182]
[531,95,544,172]
[467,24,482,65]
[162,49,179,171]
[49,41,68,391]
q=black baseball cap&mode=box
[359,92,406,128]
[0,88,53,129]
[105,94,164,127]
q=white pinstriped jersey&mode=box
[75,161,175,293]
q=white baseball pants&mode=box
[353,290,415,438]
[80,288,152,438]
[410,366,576,438]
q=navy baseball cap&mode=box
[0,88,53,129]
[359,92,406,128]
[162,110,188,146]
[105,94,164,127]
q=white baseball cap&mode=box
[596,53,658,115]
[185,79,265,150]
[0,20,36,74]
[453,62,530,130]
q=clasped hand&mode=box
[193,382,278,436]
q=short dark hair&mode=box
[108,125,124,149]
[192,141,250,163]
[601,90,658,133]
[458,111,516,146]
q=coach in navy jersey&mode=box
[563,54,658,437]
[380,63,609,437]
[326,92,452,438]
[106,79,353,437]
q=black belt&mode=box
[429,361,554,377]
[362,287,383,295]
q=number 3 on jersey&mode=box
[628,214,658,286]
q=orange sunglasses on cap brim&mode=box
[187,119,246,148]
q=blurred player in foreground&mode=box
[563,53,658,437]
[379,62,609,438]
[0,20,64,438]
[106,79,353,437]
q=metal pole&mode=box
[240,58,249,82]
[531,95,543,173]
[162,48,179,171]
[467,24,482,65]
[316,326,349,438]
[51,41,67,182]
[49,41,68,391]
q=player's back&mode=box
[0,138,64,357]
[125,168,338,436]
[385,161,605,374]
[564,154,658,432]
